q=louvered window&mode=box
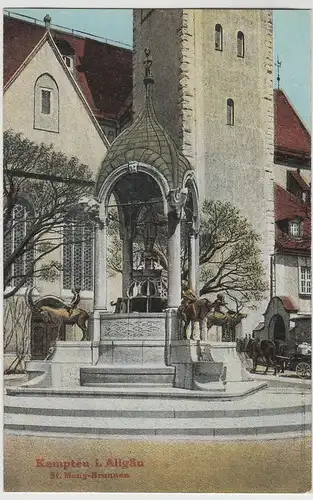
[41,89,51,115]
[4,203,34,288]
[63,223,94,291]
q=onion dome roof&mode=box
[95,49,191,195]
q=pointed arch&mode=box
[227,98,235,126]
[215,24,223,51]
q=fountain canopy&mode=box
[94,49,199,314]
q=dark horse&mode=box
[273,339,288,374]
[246,338,279,375]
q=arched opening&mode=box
[272,314,286,342]
[31,313,65,360]
[106,170,168,312]
[237,31,245,58]
[227,98,234,125]
[215,24,223,51]
[34,73,59,132]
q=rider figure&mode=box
[213,293,227,314]
[178,286,198,323]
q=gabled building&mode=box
[271,89,311,342]
[4,14,133,140]
[3,14,131,366]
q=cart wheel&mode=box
[295,362,311,379]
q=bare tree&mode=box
[199,200,268,309]
[4,296,31,374]
[4,130,100,299]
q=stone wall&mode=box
[275,254,311,313]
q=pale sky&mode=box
[5,8,312,130]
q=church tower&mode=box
[133,9,275,333]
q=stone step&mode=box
[4,411,311,439]
[6,380,268,400]
[4,391,311,418]
[80,365,175,386]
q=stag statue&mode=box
[26,287,90,341]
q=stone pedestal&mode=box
[171,340,253,391]
[25,341,93,388]
[80,312,175,386]
[98,312,168,365]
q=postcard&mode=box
[3,6,312,494]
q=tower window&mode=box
[215,24,223,51]
[237,31,245,58]
[41,89,51,115]
[227,99,234,125]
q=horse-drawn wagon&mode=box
[277,343,311,380]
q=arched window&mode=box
[4,202,34,288]
[34,73,59,133]
[237,31,245,58]
[215,24,223,51]
[227,99,234,125]
[63,222,94,292]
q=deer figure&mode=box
[26,287,90,341]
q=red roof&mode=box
[4,16,132,121]
[274,89,311,161]
[289,170,310,191]
[3,16,312,161]
[275,184,311,252]
[279,296,299,313]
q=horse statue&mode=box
[177,288,214,340]
[26,287,90,341]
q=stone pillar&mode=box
[188,231,197,291]
[167,214,181,308]
[93,220,107,311]
[122,227,133,296]
[92,215,107,363]
[194,230,200,296]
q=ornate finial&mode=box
[44,14,51,31]
[275,56,282,90]
[143,48,154,96]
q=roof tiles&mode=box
[274,89,311,160]
[4,15,132,120]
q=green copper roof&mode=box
[95,83,191,196]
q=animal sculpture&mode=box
[26,287,90,341]
[177,298,214,340]
[206,311,247,331]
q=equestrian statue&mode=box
[178,290,246,341]
[26,287,90,341]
